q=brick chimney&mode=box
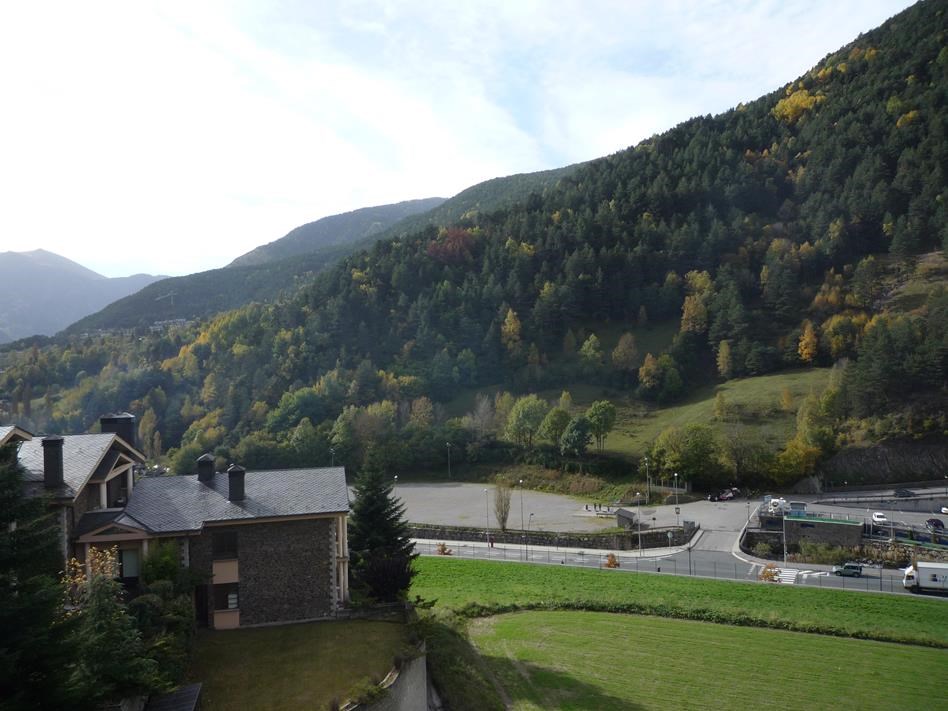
[227,464,245,502]
[100,412,136,449]
[197,453,215,483]
[42,436,64,489]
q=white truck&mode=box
[767,497,790,514]
[902,561,948,593]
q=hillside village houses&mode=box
[1,413,350,629]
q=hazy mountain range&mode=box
[0,250,164,343]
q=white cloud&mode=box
[0,0,914,276]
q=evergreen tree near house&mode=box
[66,548,163,707]
[0,443,79,711]
[348,449,417,602]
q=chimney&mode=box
[227,464,245,502]
[100,412,136,449]
[42,436,64,489]
[197,453,215,483]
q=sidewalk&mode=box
[413,530,701,561]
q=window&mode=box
[212,531,238,559]
[106,475,128,508]
[213,583,239,610]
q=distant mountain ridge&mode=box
[64,166,582,333]
[0,250,164,343]
[229,197,446,268]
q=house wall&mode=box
[189,518,337,627]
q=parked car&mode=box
[942,506,948,515]
[926,518,945,531]
[832,562,863,577]
[719,489,735,501]
[871,511,888,524]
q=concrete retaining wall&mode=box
[346,650,427,711]
[409,523,695,551]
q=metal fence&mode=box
[415,540,912,594]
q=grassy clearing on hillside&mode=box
[189,620,407,710]
[603,368,831,458]
[413,557,948,647]
[470,611,948,711]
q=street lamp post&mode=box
[644,456,650,504]
[484,488,490,557]
[674,472,679,527]
[636,492,642,552]
[393,474,398,497]
[782,509,788,566]
[446,442,453,479]
[330,447,335,467]
[519,479,525,561]
[527,513,534,560]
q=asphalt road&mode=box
[401,482,948,596]
[413,536,917,595]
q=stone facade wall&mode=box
[189,517,336,627]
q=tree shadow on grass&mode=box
[424,616,638,711]
[479,653,641,711]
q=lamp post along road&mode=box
[446,442,452,479]
[674,472,680,527]
[644,456,650,504]
[782,511,788,565]
[636,492,642,552]
[484,488,490,557]
[527,513,534,560]
[519,479,525,561]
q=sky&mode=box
[0,0,914,278]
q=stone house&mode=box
[2,413,146,567]
[3,416,350,629]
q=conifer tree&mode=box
[0,443,80,710]
[348,448,416,602]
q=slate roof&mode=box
[74,510,124,537]
[0,425,33,447]
[144,683,202,711]
[17,433,143,500]
[124,467,350,533]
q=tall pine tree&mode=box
[347,448,416,602]
[0,443,79,711]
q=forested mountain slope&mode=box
[228,197,445,268]
[63,165,583,334]
[0,250,163,342]
[2,1,945,488]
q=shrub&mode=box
[753,542,773,558]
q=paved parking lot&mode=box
[393,482,616,532]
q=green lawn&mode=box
[189,620,407,710]
[413,557,948,647]
[470,611,948,711]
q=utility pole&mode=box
[519,479,525,561]
[446,442,452,479]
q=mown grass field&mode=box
[413,557,948,647]
[470,611,948,711]
[189,620,407,710]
